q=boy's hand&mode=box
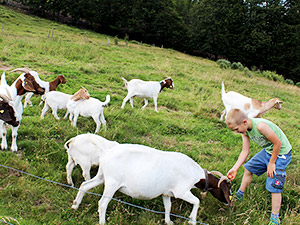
[267,162,276,178]
[227,170,237,181]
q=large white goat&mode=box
[67,94,110,133]
[64,133,119,186]
[121,77,174,112]
[24,74,66,108]
[220,82,282,120]
[71,137,233,225]
[0,68,45,151]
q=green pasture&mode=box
[0,5,299,225]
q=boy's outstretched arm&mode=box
[257,123,282,179]
[227,134,250,181]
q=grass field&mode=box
[0,5,299,225]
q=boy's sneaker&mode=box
[268,217,281,225]
[235,191,244,201]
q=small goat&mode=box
[72,139,233,225]
[24,74,66,108]
[0,68,45,151]
[64,133,119,186]
[121,77,174,112]
[67,91,110,133]
[41,87,90,120]
[220,82,282,120]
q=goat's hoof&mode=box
[71,204,78,210]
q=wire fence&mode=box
[0,164,209,225]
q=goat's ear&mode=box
[23,78,35,92]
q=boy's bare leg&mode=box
[272,193,282,214]
[239,167,253,192]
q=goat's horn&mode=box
[210,171,224,177]
[0,93,10,103]
[10,68,31,74]
[218,176,230,188]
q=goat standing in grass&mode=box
[220,82,282,120]
[0,68,45,151]
[66,88,110,133]
[121,77,174,112]
[71,135,233,225]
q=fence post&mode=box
[51,28,54,39]
[48,30,51,39]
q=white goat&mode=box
[67,94,110,133]
[0,68,45,151]
[41,87,90,120]
[220,82,282,120]
[64,133,119,186]
[41,91,72,120]
[121,77,174,112]
[24,74,66,108]
[71,138,233,225]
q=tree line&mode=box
[7,0,300,81]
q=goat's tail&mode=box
[221,82,226,97]
[121,77,128,88]
[0,72,8,87]
[64,138,74,151]
[102,95,110,107]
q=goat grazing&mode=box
[121,77,174,112]
[24,74,66,108]
[71,139,233,225]
[67,91,110,133]
[220,82,282,120]
[41,87,90,120]
[64,133,119,186]
[0,68,45,151]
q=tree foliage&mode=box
[9,0,300,81]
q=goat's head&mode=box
[195,170,233,207]
[0,93,19,127]
[10,68,45,96]
[57,75,67,85]
[71,87,90,101]
[273,98,282,110]
[160,77,174,91]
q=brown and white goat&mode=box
[121,77,174,112]
[0,68,45,151]
[71,138,232,225]
[24,74,66,108]
[220,82,282,120]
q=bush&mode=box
[231,62,244,71]
[261,70,285,82]
[296,82,300,87]
[243,67,252,77]
[285,79,294,85]
[216,59,231,69]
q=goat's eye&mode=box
[0,110,4,113]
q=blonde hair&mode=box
[225,109,248,126]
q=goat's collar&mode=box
[202,169,210,193]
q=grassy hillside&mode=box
[0,5,299,225]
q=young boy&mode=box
[225,109,292,225]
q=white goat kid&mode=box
[72,140,233,225]
[64,133,119,186]
[121,77,174,112]
[67,94,110,133]
[41,91,72,120]
[220,82,282,120]
[0,68,45,151]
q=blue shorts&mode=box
[244,149,292,193]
